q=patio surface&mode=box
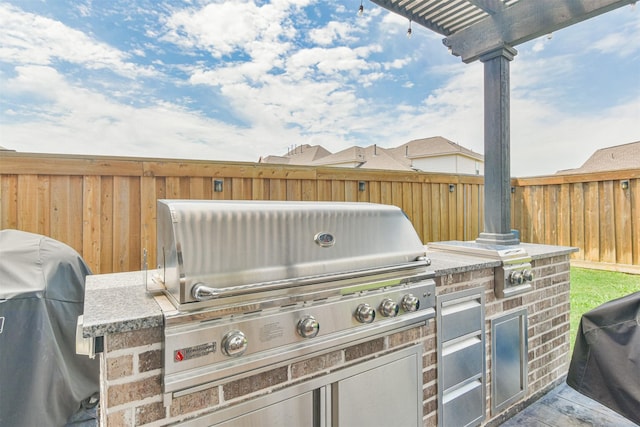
[500,382,638,427]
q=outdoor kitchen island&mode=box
[80,242,576,427]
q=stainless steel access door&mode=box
[332,350,422,426]
[213,391,316,427]
[491,308,528,415]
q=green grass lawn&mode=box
[569,267,640,354]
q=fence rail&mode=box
[1,152,638,274]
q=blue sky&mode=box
[0,0,638,176]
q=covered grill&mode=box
[151,200,436,409]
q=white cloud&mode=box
[587,9,640,57]
[160,1,305,59]
[309,20,357,45]
[0,3,155,78]
[531,40,546,53]
[0,65,254,160]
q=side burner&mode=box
[428,240,534,298]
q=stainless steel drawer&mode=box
[442,336,484,390]
[440,299,483,341]
[443,380,484,427]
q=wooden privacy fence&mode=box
[512,170,640,271]
[1,152,638,274]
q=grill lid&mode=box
[155,200,427,305]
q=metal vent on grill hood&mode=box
[155,200,427,306]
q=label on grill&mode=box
[259,322,284,342]
[174,342,216,362]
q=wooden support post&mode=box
[476,46,520,246]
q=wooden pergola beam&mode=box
[443,0,636,63]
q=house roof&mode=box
[556,141,640,174]
[259,144,331,165]
[313,145,413,171]
[388,136,483,162]
[259,137,482,171]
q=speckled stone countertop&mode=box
[81,243,577,337]
[519,243,578,259]
[425,249,500,275]
[425,242,578,276]
[82,271,163,338]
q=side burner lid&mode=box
[428,240,530,262]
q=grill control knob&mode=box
[297,316,320,338]
[355,303,376,324]
[510,271,524,285]
[523,269,534,282]
[221,331,248,357]
[401,294,420,312]
[379,298,399,317]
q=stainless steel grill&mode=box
[151,200,436,401]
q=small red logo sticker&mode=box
[175,350,185,362]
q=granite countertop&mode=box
[82,271,163,338]
[426,250,500,275]
[519,243,579,259]
[425,242,578,276]
[81,242,577,337]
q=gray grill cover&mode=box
[156,200,427,304]
[0,230,99,427]
[567,291,640,424]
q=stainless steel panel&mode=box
[156,200,428,305]
[494,262,533,299]
[163,280,433,371]
[437,287,486,427]
[491,308,528,415]
[334,351,422,427]
[442,336,483,390]
[442,380,484,427]
[212,391,316,427]
[440,298,482,342]
[163,281,435,393]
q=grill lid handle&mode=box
[192,283,218,301]
[190,258,431,301]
